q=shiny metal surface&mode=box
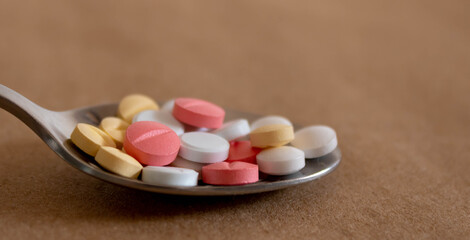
[0,84,341,196]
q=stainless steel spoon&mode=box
[0,84,341,196]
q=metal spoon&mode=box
[0,84,341,196]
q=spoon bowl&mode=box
[0,84,341,196]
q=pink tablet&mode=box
[202,161,258,185]
[172,98,225,129]
[124,121,180,166]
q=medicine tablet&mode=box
[249,124,294,148]
[132,110,184,136]
[142,166,198,187]
[95,146,143,179]
[202,161,258,186]
[256,146,305,175]
[250,115,292,131]
[124,121,180,166]
[172,98,225,129]
[211,119,250,141]
[291,125,338,158]
[179,132,229,163]
[118,94,159,123]
[99,117,129,148]
[226,141,261,164]
[161,99,175,112]
[71,123,116,156]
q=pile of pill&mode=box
[70,95,338,187]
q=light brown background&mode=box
[0,0,469,239]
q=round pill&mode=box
[250,115,292,131]
[179,132,229,163]
[291,125,338,158]
[124,121,180,166]
[99,117,129,148]
[256,146,306,175]
[118,94,159,123]
[226,141,261,164]
[249,124,294,148]
[161,99,175,112]
[211,119,250,141]
[202,161,258,186]
[71,123,116,156]
[142,166,198,187]
[172,98,225,129]
[132,110,184,136]
[95,146,143,179]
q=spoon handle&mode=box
[0,84,54,138]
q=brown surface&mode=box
[0,0,469,239]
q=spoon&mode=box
[0,84,341,196]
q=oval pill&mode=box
[179,132,229,163]
[249,124,294,148]
[132,110,184,136]
[118,94,159,123]
[95,146,143,179]
[202,161,258,186]
[226,141,261,164]
[211,119,250,141]
[250,115,292,131]
[172,98,225,129]
[291,125,338,158]
[71,123,116,156]
[256,146,306,175]
[99,117,129,148]
[124,121,180,166]
[142,166,198,187]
